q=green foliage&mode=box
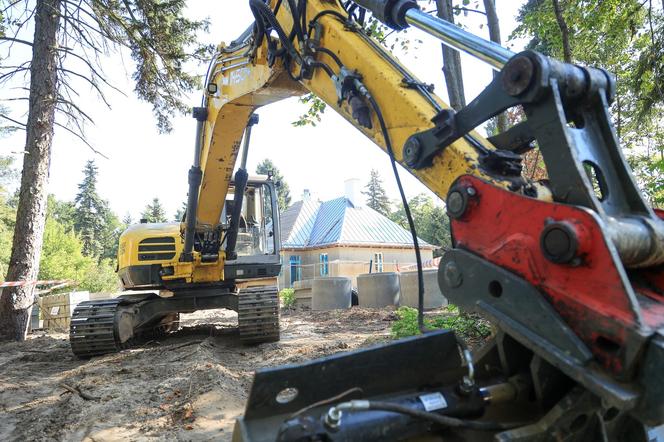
[81,0,211,133]
[80,258,120,293]
[293,94,327,127]
[390,306,422,338]
[141,197,168,223]
[39,218,95,283]
[48,195,76,231]
[0,196,15,279]
[2,0,210,135]
[363,169,391,216]
[73,161,121,259]
[174,200,187,222]
[390,194,451,253]
[0,157,117,292]
[391,306,491,340]
[512,0,664,207]
[256,159,292,212]
[0,157,17,278]
[279,288,296,309]
[38,219,118,292]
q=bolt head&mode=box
[403,137,422,167]
[443,261,463,288]
[447,190,466,219]
[502,55,535,97]
[540,222,579,264]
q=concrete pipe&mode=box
[399,269,447,309]
[312,277,352,311]
[293,279,313,309]
[357,272,400,308]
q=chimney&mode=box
[302,189,311,201]
[344,178,362,207]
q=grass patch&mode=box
[390,305,491,340]
[279,288,296,309]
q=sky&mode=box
[0,1,529,221]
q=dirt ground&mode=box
[0,307,398,441]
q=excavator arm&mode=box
[171,1,664,439]
[185,0,538,245]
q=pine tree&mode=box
[174,201,187,222]
[74,161,109,257]
[122,213,133,226]
[362,169,391,216]
[142,198,167,223]
[256,159,291,211]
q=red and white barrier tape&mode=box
[401,257,441,272]
[0,279,73,288]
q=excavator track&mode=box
[238,286,280,344]
[69,299,128,358]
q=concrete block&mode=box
[357,272,400,307]
[399,269,447,309]
[312,277,352,311]
[30,304,42,331]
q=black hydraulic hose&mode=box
[365,401,520,431]
[225,168,249,261]
[287,0,305,42]
[309,61,336,78]
[315,46,344,68]
[249,0,301,61]
[309,9,348,27]
[299,0,308,42]
[366,94,426,332]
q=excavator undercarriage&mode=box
[70,286,279,358]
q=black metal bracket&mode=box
[404,50,654,225]
[438,248,641,409]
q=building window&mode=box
[320,253,329,276]
[373,252,383,272]
[290,255,301,285]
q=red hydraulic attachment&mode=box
[449,175,664,378]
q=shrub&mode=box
[390,305,492,340]
[391,306,422,338]
[279,288,296,308]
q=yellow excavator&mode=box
[71,0,664,439]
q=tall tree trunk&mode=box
[0,0,60,341]
[551,0,572,62]
[483,0,508,133]
[435,0,466,111]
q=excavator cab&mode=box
[222,176,281,283]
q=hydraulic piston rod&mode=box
[404,8,514,70]
[351,0,514,70]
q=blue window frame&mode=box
[373,252,384,272]
[319,253,329,276]
[290,255,301,285]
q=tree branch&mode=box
[0,113,26,127]
[0,36,33,46]
[54,121,108,159]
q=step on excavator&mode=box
[76,0,664,439]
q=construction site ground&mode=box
[0,307,399,441]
